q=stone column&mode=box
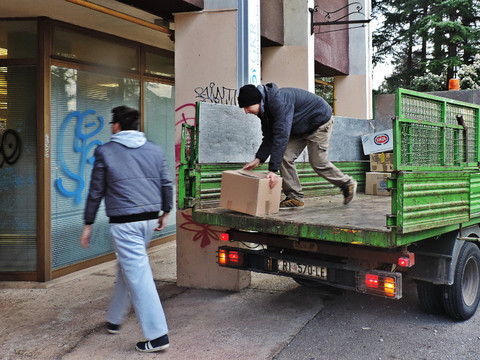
[262,0,314,91]
[174,9,251,290]
[334,0,373,119]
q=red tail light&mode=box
[228,251,239,263]
[357,271,402,299]
[220,233,229,241]
[397,257,409,267]
[365,274,379,288]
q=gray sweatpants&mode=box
[280,117,353,201]
[108,219,168,341]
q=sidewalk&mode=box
[0,241,327,360]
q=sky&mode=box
[371,15,394,90]
[373,61,394,90]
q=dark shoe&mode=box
[280,197,304,209]
[106,322,120,334]
[342,180,357,205]
[135,334,170,352]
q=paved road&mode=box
[2,241,480,360]
[1,242,324,360]
[274,279,480,360]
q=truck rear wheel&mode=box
[417,281,445,315]
[442,242,480,320]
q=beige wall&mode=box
[333,0,372,120]
[262,0,314,91]
[262,46,311,89]
[174,9,251,291]
[334,74,373,119]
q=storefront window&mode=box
[50,65,140,269]
[53,28,138,72]
[0,65,37,271]
[144,82,176,235]
[1,18,175,278]
[145,50,174,78]
[0,20,37,59]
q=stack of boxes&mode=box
[361,129,393,196]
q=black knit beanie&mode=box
[238,84,262,108]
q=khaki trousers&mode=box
[280,117,353,201]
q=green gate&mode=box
[391,89,480,234]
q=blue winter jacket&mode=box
[84,131,173,224]
[255,83,333,172]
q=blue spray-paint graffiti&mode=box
[55,110,104,205]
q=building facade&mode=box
[0,0,371,282]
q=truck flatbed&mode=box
[193,194,395,247]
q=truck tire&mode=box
[416,281,445,315]
[442,241,480,320]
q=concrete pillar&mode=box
[262,0,314,91]
[334,0,372,119]
[174,9,251,290]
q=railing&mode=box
[391,89,480,234]
[394,88,480,171]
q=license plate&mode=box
[277,260,327,280]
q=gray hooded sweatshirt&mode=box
[84,131,173,224]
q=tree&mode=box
[411,73,446,92]
[373,0,480,93]
[458,54,480,89]
[315,77,334,108]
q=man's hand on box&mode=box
[267,171,280,189]
[243,158,261,170]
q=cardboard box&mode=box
[365,172,390,196]
[370,152,394,172]
[361,129,393,155]
[220,170,282,216]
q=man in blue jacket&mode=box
[80,105,172,352]
[238,83,357,208]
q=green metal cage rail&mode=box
[390,89,480,234]
[394,88,480,171]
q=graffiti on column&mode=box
[175,103,196,172]
[179,212,224,248]
[55,109,104,205]
[175,103,224,248]
[194,82,238,105]
[0,129,22,168]
[175,84,239,248]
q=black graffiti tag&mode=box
[194,82,238,105]
[0,129,22,168]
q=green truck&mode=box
[179,89,480,320]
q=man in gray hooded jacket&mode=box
[238,83,357,208]
[80,105,172,353]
